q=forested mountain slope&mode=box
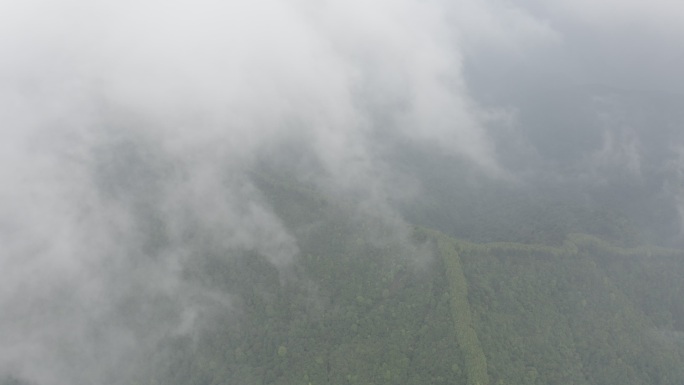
[115,174,684,385]
[441,233,684,385]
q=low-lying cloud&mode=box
[0,0,540,383]
[4,0,684,383]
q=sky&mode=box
[1,0,684,384]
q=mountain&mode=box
[128,173,684,385]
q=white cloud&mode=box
[0,0,569,383]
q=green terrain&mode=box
[123,173,684,385]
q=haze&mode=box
[1,1,684,384]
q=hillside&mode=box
[122,175,684,385]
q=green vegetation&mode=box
[135,174,684,385]
[436,233,489,385]
[452,234,684,385]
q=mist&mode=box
[2,0,684,384]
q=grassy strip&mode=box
[435,234,490,385]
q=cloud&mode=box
[0,0,576,383]
[7,1,684,384]
[545,0,684,35]
[579,95,643,178]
